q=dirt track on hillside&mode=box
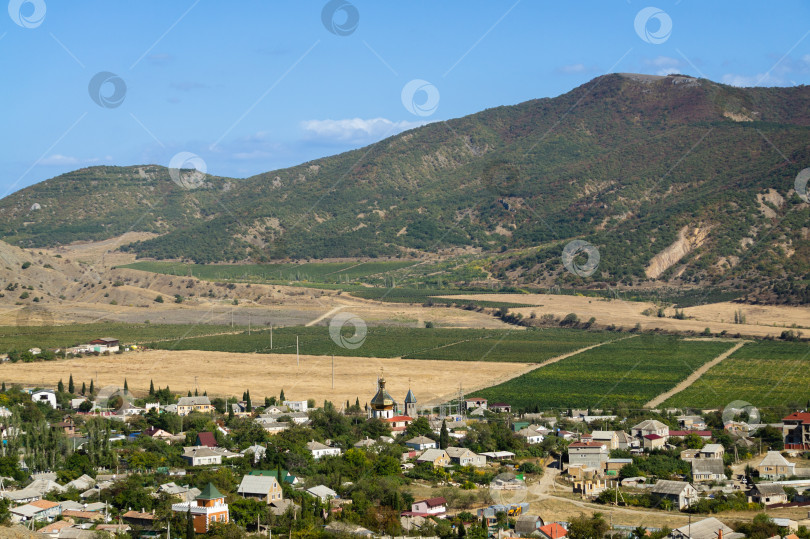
[439,293,809,338]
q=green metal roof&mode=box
[197,482,223,500]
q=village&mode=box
[0,337,808,539]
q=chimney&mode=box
[717,529,723,539]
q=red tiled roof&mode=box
[30,499,60,509]
[385,415,414,422]
[63,509,103,520]
[669,430,712,437]
[419,497,446,507]
[569,442,606,448]
[539,523,568,539]
[197,431,217,447]
[783,412,810,424]
[123,510,155,520]
[643,434,664,440]
[39,521,72,533]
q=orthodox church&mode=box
[369,374,417,419]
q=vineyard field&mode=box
[662,340,810,409]
[148,326,618,362]
[0,323,245,352]
[472,335,734,410]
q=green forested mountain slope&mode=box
[1,74,809,297]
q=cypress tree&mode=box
[124,379,129,394]
[279,388,285,402]
[68,374,74,394]
[149,380,155,397]
[81,382,86,395]
[57,379,64,393]
[187,390,192,397]
[355,397,360,407]
[245,390,252,412]
[440,419,449,449]
[186,506,195,538]
[1,382,5,392]
[228,404,234,421]
[89,379,94,395]
[194,388,198,396]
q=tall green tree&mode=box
[149,380,155,397]
[186,506,195,538]
[57,380,64,393]
[81,382,86,396]
[124,379,129,394]
[68,374,74,394]
[440,420,449,449]
[89,379,94,395]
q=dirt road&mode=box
[643,340,748,408]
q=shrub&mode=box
[154,295,164,303]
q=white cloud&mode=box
[557,63,587,74]
[40,154,109,166]
[301,118,426,143]
[232,150,274,160]
[643,56,684,76]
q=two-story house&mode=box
[177,396,214,416]
[171,483,229,533]
[568,442,608,469]
[237,475,283,504]
[783,412,810,450]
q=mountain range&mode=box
[1,73,809,301]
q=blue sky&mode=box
[2,0,810,196]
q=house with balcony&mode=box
[783,412,810,450]
[171,483,229,534]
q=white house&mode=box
[405,436,437,451]
[516,427,544,444]
[182,447,222,466]
[31,390,57,409]
[283,400,308,412]
[306,485,337,502]
[306,441,341,460]
[410,497,446,516]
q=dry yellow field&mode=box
[440,293,810,338]
[0,350,530,408]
